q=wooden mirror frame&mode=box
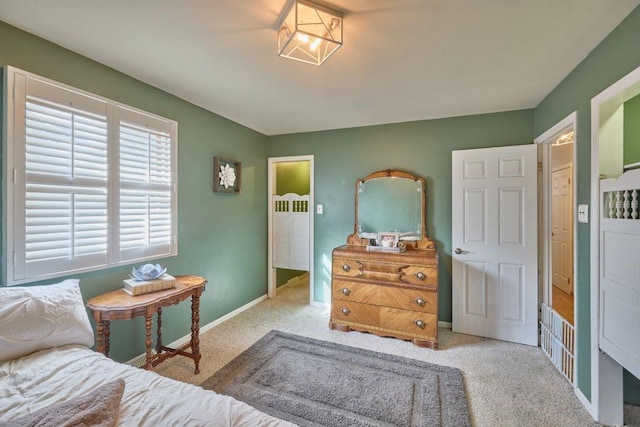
[347,169,435,250]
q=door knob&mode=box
[455,248,463,254]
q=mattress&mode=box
[0,345,294,426]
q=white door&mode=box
[552,166,573,294]
[452,145,538,345]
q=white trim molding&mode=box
[267,155,315,305]
[534,111,578,393]
[589,63,640,425]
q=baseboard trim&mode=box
[125,293,269,367]
[438,321,452,329]
[575,387,596,421]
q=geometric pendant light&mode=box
[277,0,343,66]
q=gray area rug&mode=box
[200,330,471,426]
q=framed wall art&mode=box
[213,156,241,193]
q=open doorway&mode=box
[535,112,577,385]
[267,156,315,305]
[550,142,575,324]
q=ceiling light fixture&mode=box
[277,0,343,66]
[553,131,574,146]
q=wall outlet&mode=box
[578,204,588,223]
[316,204,323,215]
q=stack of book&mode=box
[123,274,176,296]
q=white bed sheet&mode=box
[0,345,295,426]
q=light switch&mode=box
[578,204,588,223]
[316,204,323,215]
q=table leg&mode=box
[104,321,111,357]
[156,306,163,354]
[96,319,105,355]
[144,310,153,370]
[191,294,201,374]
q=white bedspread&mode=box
[0,345,295,426]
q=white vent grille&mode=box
[540,302,574,384]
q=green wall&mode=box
[0,21,269,363]
[533,5,640,404]
[267,110,534,321]
[624,94,640,165]
[276,161,310,195]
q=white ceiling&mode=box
[1,0,638,135]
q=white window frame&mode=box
[3,66,178,286]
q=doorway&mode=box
[534,112,577,385]
[551,154,574,322]
[267,155,315,305]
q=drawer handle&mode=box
[341,307,351,316]
[342,264,351,272]
[415,271,427,280]
[341,287,351,296]
[414,319,426,329]
[414,298,425,307]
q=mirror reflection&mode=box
[357,176,423,239]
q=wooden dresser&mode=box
[330,245,438,348]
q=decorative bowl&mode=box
[129,263,167,281]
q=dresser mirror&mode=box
[347,169,434,250]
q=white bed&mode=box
[0,280,294,426]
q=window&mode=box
[4,67,177,285]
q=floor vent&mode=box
[540,302,574,385]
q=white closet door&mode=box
[273,197,291,268]
[273,194,309,270]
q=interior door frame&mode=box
[267,155,315,306]
[589,65,640,425]
[534,111,577,388]
[534,112,577,313]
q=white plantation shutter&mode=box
[117,108,176,262]
[6,68,177,285]
[15,84,109,280]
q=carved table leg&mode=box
[96,319,105,355]
[191,294,201,374]
[104,320,111,357]
[144,311,153,370]
[156,306,163,354]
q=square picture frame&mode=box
[213,156,242,193]
[377,231,399,248]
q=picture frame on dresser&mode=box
[377,231,399,247]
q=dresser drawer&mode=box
[332,258,363,278]
[332,280,380,305]
[380,286,437,314]
[400,266,437,286]
[331,300,379,326]
[380,307,437,338]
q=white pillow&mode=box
[0,279,94,362]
